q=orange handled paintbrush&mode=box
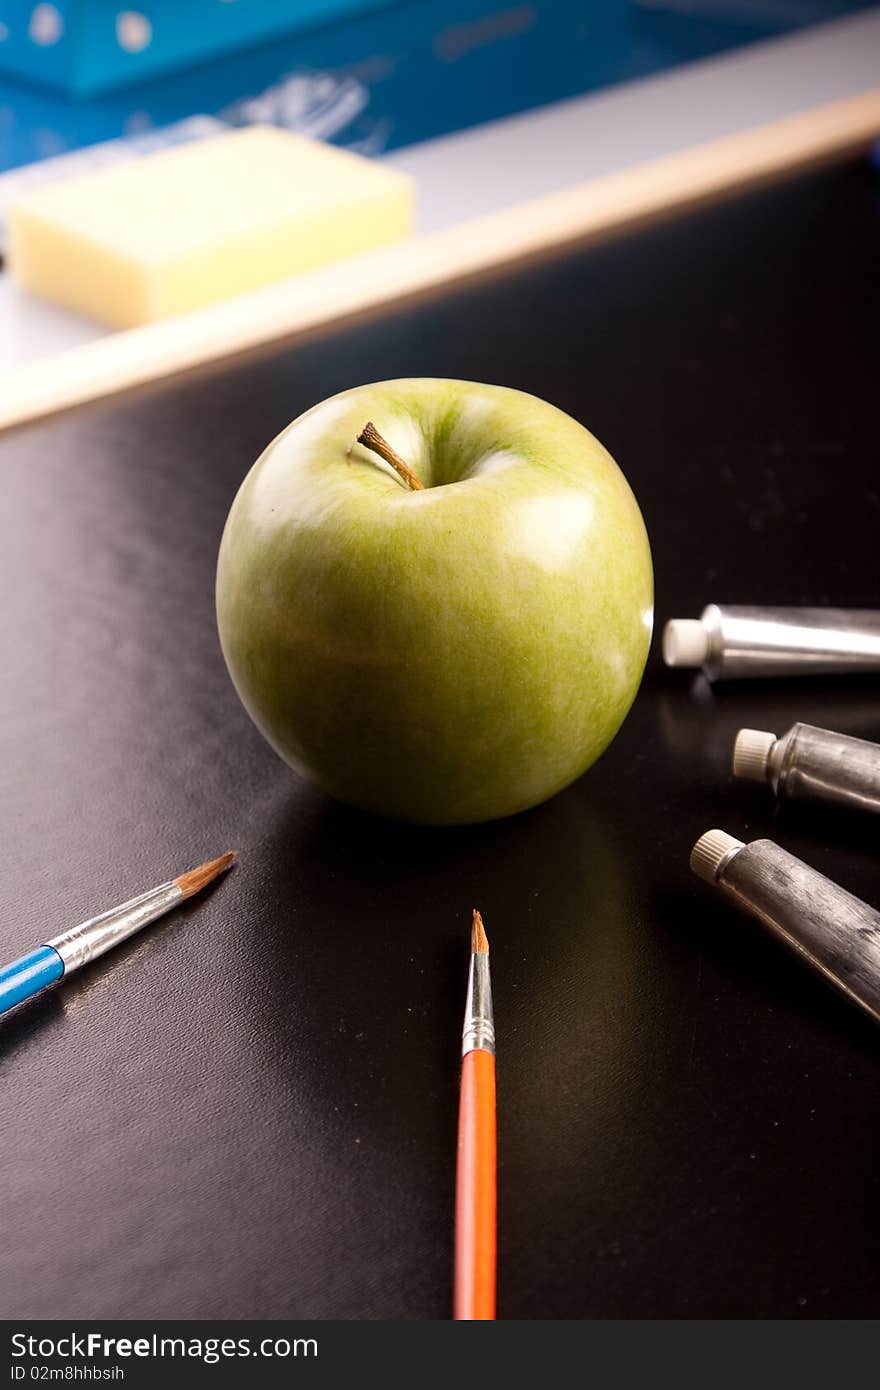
[454,909,497,1320]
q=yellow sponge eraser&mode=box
[8,126,415,329]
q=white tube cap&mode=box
[732,728,776,782]
[662,618,708,668]
[690,829,745,884]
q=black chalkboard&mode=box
[1,156,878,1319]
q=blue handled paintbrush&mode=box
[0,851,236,1019]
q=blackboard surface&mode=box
[1,157,878,1320]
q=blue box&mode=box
[0,1,394,95]
[0,0,870,174]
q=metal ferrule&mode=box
[462,952,495,1056]
[702,605,880,681]
[44,881,183,975]
[715,838,880,1025]
[770,723,880,816]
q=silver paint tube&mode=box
[663,605,880,680]
[691,831,880,1024]
[733,722,880,816]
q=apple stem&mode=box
[356,422,424,492]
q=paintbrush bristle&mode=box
[175,851,237,900]
[471,909,489,955]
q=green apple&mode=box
[216,379,652,824]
